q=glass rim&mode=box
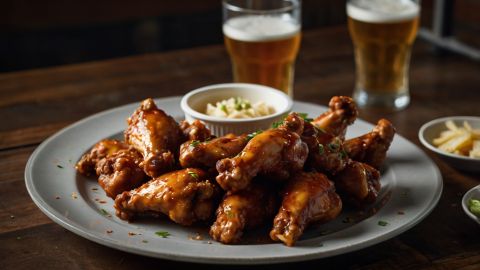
[223,0,300,14]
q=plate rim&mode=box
[24,97,443,264]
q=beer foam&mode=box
[223,15,300,42]
[347,0,419,23]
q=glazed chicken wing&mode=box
[334,160,381,207]
[343,118,395,169]
[95,148,147,199]
[76,139,130,176]
[312,96,358,139]
[216,113,308,192]
[301,121,348,175]
[179,120,212,142]
[179,133,248,169]
[114,168,220,226]
[124,98,183,177]
[270,172,342,246]
[210,182,278,244]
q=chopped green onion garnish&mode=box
[318,144,325,155]
[188,171,199,179]
[378,220,388,226]
[100,209,109,216]
[190,140,200,147]
[247,130,263,141]
[271,113,290,128]
[328,143,339,151]
[220,104,227,114]
[155,231,171,238]
[298,113,313,122]
[57,165,64,169]
[272,121,282,128]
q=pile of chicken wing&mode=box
[76,96,395,246]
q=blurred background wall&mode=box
[1,0,479,73]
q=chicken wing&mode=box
[114,168,220,226]
[216,113,308,192]
[301,121,348,175]
[270,172,342,246]
[333,160,381,207]
[124,98,183,177]
[312,96,358,138]
[76,139,130,176]
[179,120,212,142]
[343,118,395,169]
[179,133,248,169]
[210,182,278,244]
[95,148,147,199]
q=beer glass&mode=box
[347,0,420,111]
[222,0,301,97]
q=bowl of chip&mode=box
[462,185,480,225]
[181,83,293,136]
[418,116,480,172]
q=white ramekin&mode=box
[418,116,480,173]
[180,83,293,136]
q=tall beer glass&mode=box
[347,0,420,111]
[223,0,301,97]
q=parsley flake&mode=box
[271,113,289,128]
[246,130,263,141]
[328,143,339,151]
[272,121,282,128]
[57,165,64,169]
[318,144,325,155]
[378,220,388,226]
[298,113,313,122]
[190,140,200,147]
[188,171,199,179]
[100,209,109,216]
[155,231,171,238]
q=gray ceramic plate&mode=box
[25,97,443,264]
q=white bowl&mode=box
[418,116,480,172]
[462,185,480,225]
[181,83,292,136]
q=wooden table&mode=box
[1,26,479,269]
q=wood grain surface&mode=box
[1,26,479,269]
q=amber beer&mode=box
[223,16,301,96]
[347,0,420,110]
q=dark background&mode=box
[1,0,479,73]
